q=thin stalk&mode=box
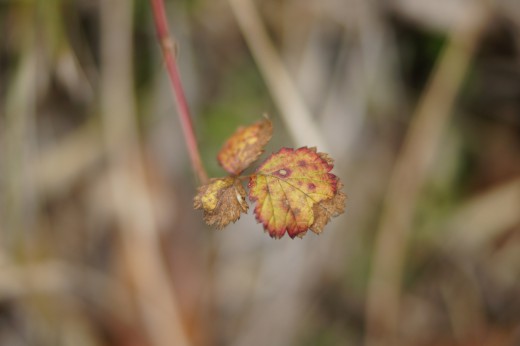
[227,0,328,151]
[149,0,208,183]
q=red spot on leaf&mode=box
[274,168,291,178]
[308,183,316,190]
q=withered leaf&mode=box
[194,177,248,229]
[217,119,273,175]
[310,182,346,234]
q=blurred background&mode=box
[1,0,520,345]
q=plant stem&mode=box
[237,174,254,180]
[149,0,208,184]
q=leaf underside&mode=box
[217,119,273,175]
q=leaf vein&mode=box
[277,179,295,231]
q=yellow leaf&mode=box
[248,147,345,238]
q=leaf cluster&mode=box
[194,119,346,239]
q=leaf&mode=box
[194,177,248,229]
[248,147,345,239]
[217,119,273,175]
[310,181,346,234]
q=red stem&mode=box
[149,0,208,184]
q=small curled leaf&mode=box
[217,119,273,175]
[194,177,248,229]
[248,147,344,239]
[310,182,346,234]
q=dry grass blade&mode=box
[365,6,490,346]
[445,177,520,251]
[34,123,103,198]
[1,21,38,248]
[99,1,190,345]
[227,0,328,151]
